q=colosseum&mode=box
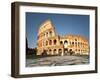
[37,19,89,56]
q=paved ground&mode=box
[26,55,89,67]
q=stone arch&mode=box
[75,39,77,41]
[46,40,48,46]
[64,40,68,44]
[44,33,45,38]
[49,49,52,54]
[54,39,57,45]
[78,42,80,46]
[64,40,68,48]
[60,41,63,45]
[49,31,52,36]
[49,40,52,45]
[72,42,74,45]
[53,49,57,55]
[46,32,48,37]
[42,49,47,56]
[75,42,77,46]
[69,49,73,55]
[64,48,68,54]
[58,49,62,54]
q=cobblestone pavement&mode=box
[26,55,89,67]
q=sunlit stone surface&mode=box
[37,19,89,56]
[26,55,89,67]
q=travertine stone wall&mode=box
[37,19,89,56]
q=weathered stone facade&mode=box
[37,19,89,56]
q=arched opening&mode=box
[78,42,80,46]
[64,40,68,44]
[42,50,47,56]
[58,49,62,55]
[64,40,68,48]
[46,32,48,37]
[75,42,77,46]
[75,39,77,41]
[69,49,73,55]
[54,39,57,45]
[64,48,68,55]
[72,42,74,46]
[46,41,48,46]
[60,41,63,45]
[49,49,52,55]
[49,31,52,36]
[53,49,57,55]
[49,40,52,45]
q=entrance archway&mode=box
[58,49,62,55]
[49,49,52,55]
[64,48,68,55]
[69,49,73,55]
[64,40,68,48]
[53,49,57,55]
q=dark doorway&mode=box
[58,49,62,55]
[42,50,47,56]
[53,49,57,55]
[64,48,68,55]
[69,49,74,55]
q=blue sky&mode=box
[26,12,89,48]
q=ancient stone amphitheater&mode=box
[37,19,89,56]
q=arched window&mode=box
[54,39,57,45]
[59,49,62,54]
[75,39,77,41]
[46,41,48,46]
[69,49,72,52]
[64,40,68,44]
[72,42,74,45]
[49,49,52,54]
[60,41,63,45]
[78,42,80,46]
[75,42,77,46]
[49,40,52,45]
[49,31,52,36]
[46,32,48,37]
[53,49,57,54]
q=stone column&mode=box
[57,49,58,55]
[61,48,64,56]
